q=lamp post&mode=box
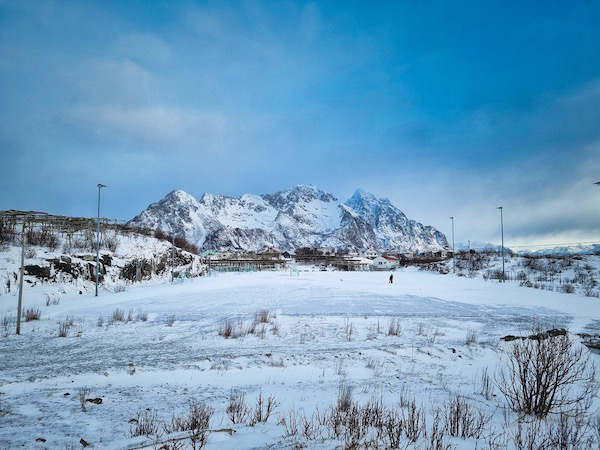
[449,216,455,273]
[497,206,505,282]
[95,183,107,297]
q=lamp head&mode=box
[97,183,107,189]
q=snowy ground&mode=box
[1,268,599,448]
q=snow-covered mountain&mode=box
[128,185,448,252]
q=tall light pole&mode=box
[449,216,455,273]
[497,206,505,282]
[95,183,107,297]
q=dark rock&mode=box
[24,265,50,278]
[86,397,102,404]
[449,347,456,353]
[80,438,91,447]
[64,392,70,396]
[35,438,46,442]
[100,254,112,266]
[128,418,138,424]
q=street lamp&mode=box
[95,183,107,297]
[449,216,455,273]
[497,206,505,282]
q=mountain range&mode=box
[128,185,448,253]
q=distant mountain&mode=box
[128,185,449,252]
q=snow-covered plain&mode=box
[1,268,599,448]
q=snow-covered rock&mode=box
[129,185,449,252]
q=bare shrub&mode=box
[114,284,126,293]
[336,383,353,413]
[136,310,148,322]
[111,308,125,322]
[248,390,279,426]
[226,390,248,424]
[387,318,402,336]
[442,395,489,439]
[282,409,299,437]
[105,235,118,253]
[465,329,478,345]
[547,410,594,449]
[477,367,494,400]
[97,316,103,328]
[218,319,244,338]
[496,333,596,418]
[166,314,176,327]
[562,283,575,294]
[126,309,134,322]
[343,318,353,341]
[79,387,90,412]
[44,293,60,306]
[2,314,15,337]
[129,409,159,437]
[58,320,70,337]
[255,309,271,323]
[24,307,41,321]
[168,401,213,448]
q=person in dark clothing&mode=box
[389,274,393,284]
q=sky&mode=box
[1,0,599,248]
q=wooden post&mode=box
[16,221,26,335]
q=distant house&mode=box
[319,247,336,256]
[282,251,292,259]
[261,247,282,258]
[363,249,379,259]
[372,255,399,270]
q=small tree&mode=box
[496,333,596,418]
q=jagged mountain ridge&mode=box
[128,185,448,252]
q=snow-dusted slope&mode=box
[128,185,448,252]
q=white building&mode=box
[372,255,399,270]
[363,249,379,259]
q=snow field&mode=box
[0,269,599,448]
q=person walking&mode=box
[389,274,393,284]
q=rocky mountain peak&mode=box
[129,186,448,252]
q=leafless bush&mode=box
[281,409,299,437]
[97,316,103,327]
[465,329,478,345]
[114,284,126,293]
[416,322,425,336]
[2,314,15,337]
[248,390,279,426]
[562,283,575,294]
[58,320,70,337]
[387,318,402,336]
[79,387,90,412]
[24,307,41,321]
[111,308,125,322]
[166,314,176,327]
[44,293,60,306]
[511,418,549,450]
[226,390,248,424]
[343,318,353,341]
[496,333,596,418]
[168,401,213,449]
[126,308,134,322]
[477,367,494,400]
[336,383,353,413]
[129,409,159,437]
[255,309,271,323]
[442,395,489,439]
[218,319,244,338]
[547,409,594,449]
[136,310,148,322]
[105,235,118,253]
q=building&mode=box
[363,249,379,259]
[372,255,399,270]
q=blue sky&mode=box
[1,0,599,246]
